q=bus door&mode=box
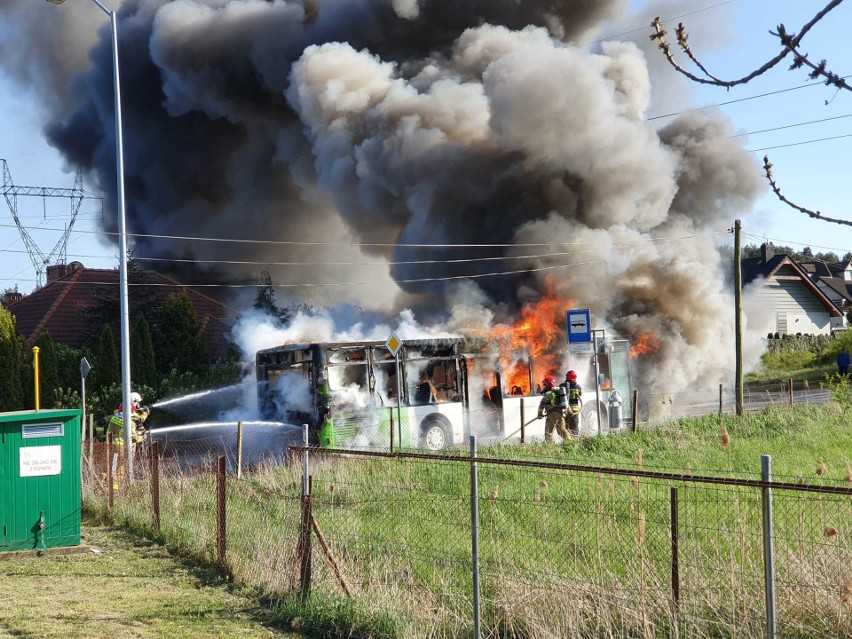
[325,345,378,447]
[402,342,465,450]
[493,360,547,443]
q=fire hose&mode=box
[501,416,543,442]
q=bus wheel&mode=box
[421,416,451,451]
[581,403,608,435]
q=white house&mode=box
[742,244,842,336]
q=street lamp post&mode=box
[47,0,134,477]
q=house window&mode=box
[776,313,788,336]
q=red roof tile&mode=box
[10,265,237,359]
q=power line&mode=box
[742,232,850,255]
[592,0,738,45]
[129,232,721,268]
[647,75,852,121]
[732,112,852,138]
[747,132,852,153]
[2,232,727,288]
[0,221,720,250]
[1,257,606,289]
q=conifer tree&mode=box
[33,332,59,409]
[150,291,207,377]
[0,306,23,411]
[131,314,157,390]
[93,324,121,393]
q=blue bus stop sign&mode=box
[567,309,591,344]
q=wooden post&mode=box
[311,515,352,596]
[151,440,161,534]
[216,455,227,570]
[719,383,723,417]
[734,219,744,416]
[788,379,794,408]
[236,422,243,480]
[106,432,114,511]
[632,390,639,433]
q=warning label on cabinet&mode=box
[20,445,62,477]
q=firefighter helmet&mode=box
[565,370,577,382]
[542,376,557,389]
[130,391,143,404]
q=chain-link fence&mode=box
[82,433,852,639]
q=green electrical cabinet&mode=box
[0,409,82,552]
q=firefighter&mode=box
[561,370,583,437]
[538,376,570,442]
[108,391,150,446]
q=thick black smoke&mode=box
[0,0,765,390]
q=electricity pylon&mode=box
[2,158,102,287]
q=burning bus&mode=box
[255,332,633,451]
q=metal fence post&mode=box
[151,440,160,534]
[236,421,243,480]
[107,432,114,510]
[217,455,227,571]
[761,455,777,639]
[632,389,639,433]
[299,476,314,602]
[470,435,481,639]
[302,424,309,498]
[670,487,680,612]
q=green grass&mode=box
[86,405,852,638]
[745,360,837,389]
[0,519,299,639]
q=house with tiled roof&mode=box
[798,259,852,326]
[6,262,237,359]
[742,244,843,336]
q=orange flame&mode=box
[629,332,661,359]
[487,276,574,394]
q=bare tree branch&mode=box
[650,0,846,89]
[763,156,852,227]
[773,24,852,93]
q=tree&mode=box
[0,306,23,411]
[130,314,157,390]
[651,1,852,226]
[33,332,60,410]
[150,291,207,377]
[253,270,280,317]
[93,325,120,394]
[54,343,94,394]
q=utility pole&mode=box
[734,219,744,416]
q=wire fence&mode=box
[82,428,852,639]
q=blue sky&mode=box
[1,0,849,295]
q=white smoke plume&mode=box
[1,0,765,392]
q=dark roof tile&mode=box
[10,266,236,359]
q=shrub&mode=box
[822,373,852,409]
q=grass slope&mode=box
[0,520,300,639]
[89,404,852,638]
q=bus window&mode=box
[407,358,460,404]
[255,347,314,421]
[371,347,398,405]
[325,346,370,412]
[503,360,533,396]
